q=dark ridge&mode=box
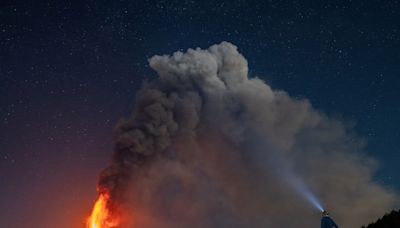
[361,210,400,228]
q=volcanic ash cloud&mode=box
[98,42,397,228]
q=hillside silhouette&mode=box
[361,210,400,228]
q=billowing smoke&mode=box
[98,42,397,227]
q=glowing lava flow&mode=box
[86,192,119,228]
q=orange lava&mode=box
[86,192,119,228]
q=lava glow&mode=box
[86,192,119,228]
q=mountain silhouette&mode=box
[361,209,400,228]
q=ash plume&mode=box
[98,42,397,227]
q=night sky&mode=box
[1,1,400,227]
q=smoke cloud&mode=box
[98,42,397,227]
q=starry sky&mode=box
[1,0,399,227]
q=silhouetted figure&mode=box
[321,211,339,228]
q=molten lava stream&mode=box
[87,192,119,228]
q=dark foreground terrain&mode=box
[362,210,400,228]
